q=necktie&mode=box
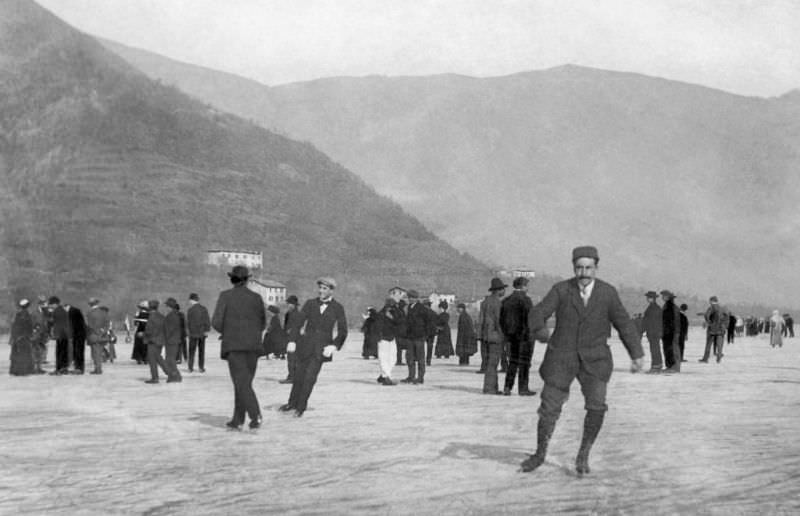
[580,287,589,306]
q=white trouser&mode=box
[377,339,396,378]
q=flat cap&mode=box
[316,276,337,289]
[572,246,599,263]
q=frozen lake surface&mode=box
[1,331,798,515]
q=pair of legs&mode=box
[73,336,85,372]
[647,334,663,370]
[483,341,503,393]
[286,353,324,414]
[522,366,608,474]
[377,339,397,383]
[504,336,534,393]
[662,333,680,371]
[700,334,724,362]
[54,338,70,372]
[188,336,206,372]
[405,339,426,382]
[227,351,260,426]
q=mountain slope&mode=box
[0,0,490,325]
[102,39,800,306]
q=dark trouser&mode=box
[483,341,502,392]
[165,344,182,380]
[647,334,663,369]
[458,355,470,365]
[147,344,169,379]
[132,336,147,363]
[176,339,187,362]
[701,334,724,361]
[425,336,435,364]
[288,354,324,411]
[663,333,676,369]
[396,338,407,365]
[188,337,206,371]
[478,340,489,371]
[678,334,686,362]
[73,336,85,371]
[727,330,735,344]
[500,341,509,372]
[90,343,105,373]
[285,352,296,380]
[227,351,260,425]
[55,338,69,371]
[504,336,533,392]
[406,339,426,380]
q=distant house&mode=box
[207,249,263,270]
[247,278,287,307]
[498,268,535,279]
[428,292,456,308]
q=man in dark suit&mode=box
[48,296,70,375]
[186,293,211,373]
[402,289,435,384]
[281,277,347,417]
[65,303,87,374]
[164,298,183,383]
[522,246,644,475]
[660,290,681,373]
[143,299,170,383]
[641,291,663,373]
[212,266,267,429]
[85,298,109,375]
[500,277,536,396]
[678,303,689,362]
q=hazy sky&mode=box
[36,0,799,97]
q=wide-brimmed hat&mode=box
[286,295,299,305]
[645,291,658,299]
[228,265,251,281]
[316,276,337,289]
[660,289,675,299]
[488,278,507,291]
[572,246,599,263]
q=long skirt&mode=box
[10,337,35,376]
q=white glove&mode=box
[286,341,296,353]
[322,345,336,358]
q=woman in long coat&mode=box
[361,308,379,359]
[9,299,35,376]
[769,310,784,348]
[434,301,454,359]
[455,303,477,365]
[263,305,287,358]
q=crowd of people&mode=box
[6,245,795,476]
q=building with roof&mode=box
[207,249,263,270]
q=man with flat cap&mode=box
[479,277,507,394]
[521,246,643,475]
[281,276,347,417]
[660,290,681,373]
[212,265,267,429]
[641,290,663,373]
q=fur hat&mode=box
[572,246,599,263]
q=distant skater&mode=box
[769,310,784,348]
[455,303,477,365]
[521,246,643,475]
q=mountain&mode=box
[0,0,491,327]
[101,39,800,307]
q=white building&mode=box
[247,278,287,307]
[428,292,456,308]
[207,249,263,270]
[498,268,535,279]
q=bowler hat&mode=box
[645,291,658,299]
[316,276,337,289]
[660,289,674,299]
[227,265,251,281]
[286,295,299,305]
[457,303,466,309]
[188,293,199,301]
[407,289,420,299]
[488,278,507,291]
[572,246,599,263]
[165,297,178,309]
[48,296,60,305]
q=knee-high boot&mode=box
[576,409,605,475]
[521,415,558,472]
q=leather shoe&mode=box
[167,376,182,383]
[249,417,262,429]
[519,390,537,396]
[279,378,293,384]
[503,388,512,396]
[400,377,414,384]
[376,375,384,383]
[293,409,304,418]
[225,420,241,430]
[144,379,159,384]
[698,359,708,363]
[413,378,424,385]
[381,377,396,386]
[483,390,503,395]
[278,404,295,412]
[520,454,545,473]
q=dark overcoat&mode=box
[529,278,643,386]
[288,298,347,361]
[50,305,69,340]
[186,303,211,338]
[67,306,86,340]
[500,290,533,341]
[211,284,267,358]
[144,310,167,347]
[456,312,477,355]
[164,310,183,347]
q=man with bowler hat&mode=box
[500,277,536,396]
[641,290,663,373]
[281,277,347,417]
[479,277,507,394]
[186,293,211,373]
[211,265,267,429]
[521,246,643,475]
[279,295,302,384]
